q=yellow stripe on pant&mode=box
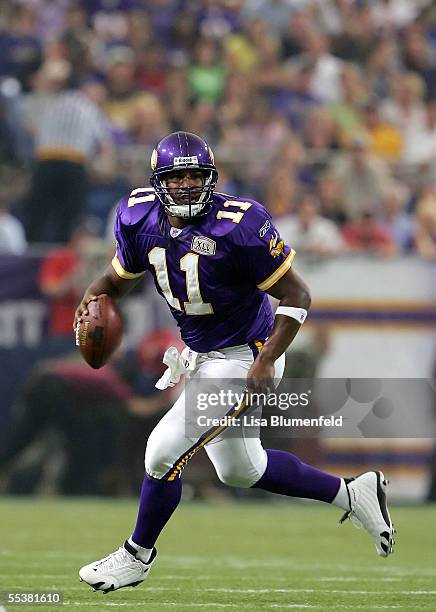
[165,395,249,481]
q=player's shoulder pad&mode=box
[213,192,273,242]
[116,187,158,227]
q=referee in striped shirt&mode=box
[26,81,111,243]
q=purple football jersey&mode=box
[112,189,295,352]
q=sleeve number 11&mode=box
[216,200,252,223]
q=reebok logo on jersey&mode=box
[191,236,216,256]
[259,219,271,237]
[174,156,199,166]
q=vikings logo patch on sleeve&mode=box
[269,232,285,258]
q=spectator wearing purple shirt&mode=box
[0,4,42,92]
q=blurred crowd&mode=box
[0,0,435,258]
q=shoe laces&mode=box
[94,547,134,571]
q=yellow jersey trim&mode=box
[257,249,296,292]
[112,255,146,280]
[254,340,263,353]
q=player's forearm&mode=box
[260,277,311,363]
[82,266,140,302]
[74,266,141,330]
[82,274,122,301]
[259,313,305,363]
[83,274,133,301]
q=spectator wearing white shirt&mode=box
[276,192,344,257]
[301,30,343,103]
[0,198,27,255]
[371,0,422,31]
[403,100,436,165]
[381,72,427,136]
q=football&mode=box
[75,294,123,369]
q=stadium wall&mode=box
[293,255,435,501]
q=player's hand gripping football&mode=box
[73,294,99,331]
[246,354,275,397]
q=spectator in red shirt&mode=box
[342,211,397,257]
[135,45,167,95]
[38,225,96,348]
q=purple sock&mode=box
[131,473,182,548]
[253,449,340,503]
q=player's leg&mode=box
[205,351,394,557]
[255,453,394,556]
[206,433,394,556]
[128,351,263,555]
[205,431,342,501]
[78,390,189,592]
[78,353,254,593]
[127,394,189,556]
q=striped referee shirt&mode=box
[35,91,109,162]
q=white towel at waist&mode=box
[155,346,226,390]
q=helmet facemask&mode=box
[152,167,217,219]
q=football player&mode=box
[74,132,395,594]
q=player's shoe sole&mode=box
[79,542,157,594]
[340,471,395,557]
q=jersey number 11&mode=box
[148,247,213,315]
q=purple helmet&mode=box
[150,131,218,218]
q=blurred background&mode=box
[0,0,435,504]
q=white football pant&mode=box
[145,344,285,487]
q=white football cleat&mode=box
[79,541,157,594]
[340,471,395,557]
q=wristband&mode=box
[275,306,307,324]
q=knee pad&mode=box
[144,432,171,480]
[215,464,263,489]
[208,438,268,489]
